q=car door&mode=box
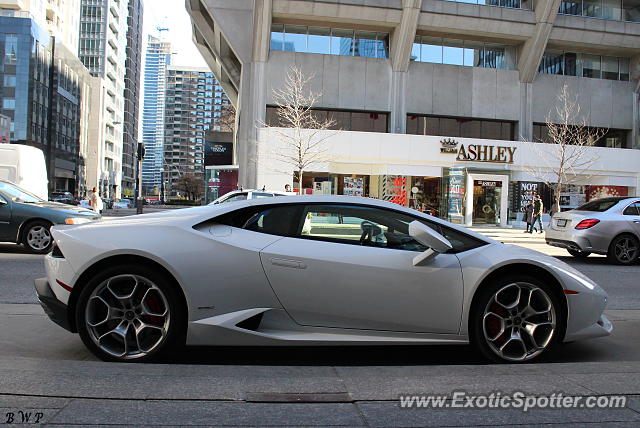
[0,194,11,241]
[623,201,640,236]
[259,203,464,334]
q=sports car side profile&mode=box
[35,196,612,363]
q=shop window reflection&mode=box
[270,25,389,59]
[406,115,515,141]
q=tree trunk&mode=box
[298,169,303,194]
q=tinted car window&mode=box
[251,192,275,199]
[295,204,485,253]
[623,202,640,216]
[220,193,248,203]
[215,204,303,237]
[576,198,626,212]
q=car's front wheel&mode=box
[471,275,562,363]
[21,220,53,254]
[567,249,591,258]
[76,265,185,362]
[607,234,639,265]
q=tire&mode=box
[567,249,591,259]
[470,275,563,363]
[21,220,53,254]
[75,264,186,362]
[607,234,640,265]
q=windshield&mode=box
[576,198,622,212]
[0,181,44,203]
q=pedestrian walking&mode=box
[533,194,544,233]
[89,186,103,214]
[524,201,534,233]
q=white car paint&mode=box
[40,195,611,360]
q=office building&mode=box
[187,0,640,227]
[0,11,93,194]
[141,35,171,195]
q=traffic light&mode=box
[137,142,146,160]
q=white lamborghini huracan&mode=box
[35,196,612,363]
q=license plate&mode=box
[557,219,567,227]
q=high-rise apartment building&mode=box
[141,35,171,194]
[188,0,640,227]
[78,0,129,199]
[122,0,143,196]
[163,65,229,198]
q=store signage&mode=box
[474,180,502,188]
[457,144,516,164]
[440,138,459,154]
[439,138,516,164]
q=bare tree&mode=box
[261,66,336,193]
[218,103,236,133]
[525,84,606,214]
[173,174,203,202]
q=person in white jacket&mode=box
[89,186,103,213]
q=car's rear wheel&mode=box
[607,234,639,265]
[21,220,53,254]
[471,275,561,363]
[567,249,591,258]
[76,264,185,362]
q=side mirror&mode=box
[408,220,453,265]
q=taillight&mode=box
[575,219,600,230]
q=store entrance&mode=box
[472,180,502,225]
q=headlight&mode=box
[65,217,92,225]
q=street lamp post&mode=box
[136,142,145,214]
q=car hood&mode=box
[22,201,97,216]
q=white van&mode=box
[0,144,48,200]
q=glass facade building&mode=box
[141,35,172,194]
[0,15,92,194]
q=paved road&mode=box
[1,232,640,427]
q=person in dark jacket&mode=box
[524,201,534,233]
[533,194,544,233]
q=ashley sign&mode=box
[457,144,516,164]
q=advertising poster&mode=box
[343,177,364,197]
[446,168,465,222]
[204,141,233,166]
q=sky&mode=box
[141,0,208,68]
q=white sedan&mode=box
[34,196,611,363]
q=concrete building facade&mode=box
[187,0,640,226]
[78,0,129,199]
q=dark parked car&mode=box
[50,191,77,206]
[0,180,101,253]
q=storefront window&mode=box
[406,115,515,141]
[266,106,389,133]
[533,123,629,148]
[409,177,443,216]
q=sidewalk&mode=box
[469,226,576,258]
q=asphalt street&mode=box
[1,232,639,426]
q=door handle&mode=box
[634,220,640,224]
[270,258,307,269]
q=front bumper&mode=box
[34,277,73,332]
[564,313,613,342]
